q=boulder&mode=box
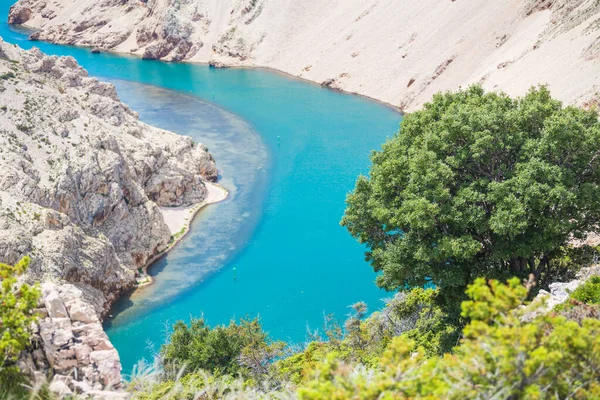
[68,302,98,324]
[7,4,31,24]
[90,350,122,386]
[48,379,72,397]
[43,290,68,318]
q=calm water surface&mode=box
[0,1,402,374]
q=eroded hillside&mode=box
[8,0,600,111]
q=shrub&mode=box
[0,71,15,80]
[160,317,284,382]
[570,275,600,304]
[0,256,40,398]
[298,277,600,399]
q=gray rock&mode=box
[525,266,599,320]
[7,3,31,25]
[90,350,121,386]
[0,40,218,397]
[48,379,73,397]
[43,289,68,318]
[549,280,583,301]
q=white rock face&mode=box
[8,0,600,111]
[0,39,218,396]
[0,37,217,306]
[25,282,126,396]
[527,265,600,318]
[48,379,72,397]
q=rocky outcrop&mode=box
[0,38,218,396]
[20,283,127,397]
[527,265,600,317]
[7,0,600,111]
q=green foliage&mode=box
[297,277,600,399]
[387,288,457,355]
[160,317,284,383]
[0,72,15,80]
[570,275,600,304]
[125,276,600,399]
[129,372,209,400]
[129,370,289,400]
[0,256,40,398]
[342,85,600,299]
[356,287,457,357]
[275,286,455,387]
[274,342,331,386]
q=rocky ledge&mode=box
[23,283,127,398]
[0,37,218,396]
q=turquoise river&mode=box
[1,1,402,375]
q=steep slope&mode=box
[8,0,600,111]
[0,37,218,393]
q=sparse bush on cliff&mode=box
[0,256,40,398]
[274,286,456,386]
[342,85,600,304]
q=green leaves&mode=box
[160,316,284,383]
[342,85,600,295]
[297,278,600,399]
[0,256,40,397]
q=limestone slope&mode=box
[8,0,600,111]
[0,37,217,392]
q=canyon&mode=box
[2,0,600,397]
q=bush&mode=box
[297,277,600,399]
[159,317,285,383]
[0,256,40,398]
[570,276,600,304]
[128,276,600,399]
[0,71,15,80]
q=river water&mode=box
[0,1,402,374]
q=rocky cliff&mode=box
[0,38,217,395]
[7,0,600,111]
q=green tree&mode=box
[159,316,284,383]
[342,85,600,299]
[0,256,40,398]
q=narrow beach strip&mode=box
[136,181,229,288]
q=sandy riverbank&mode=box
[136,181,229,288]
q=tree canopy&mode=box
[342,85,600,294]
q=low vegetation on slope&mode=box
[125,276,600,399]
[0,257,39,399]
[4,86,600,398]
